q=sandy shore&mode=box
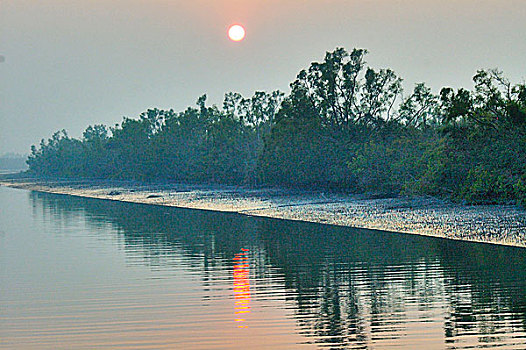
[1,177,526,247]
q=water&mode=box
[1,186,526,349]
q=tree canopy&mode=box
[26,48,526,207]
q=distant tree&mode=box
[291,47,402,133]
[260,87,333,187]
[439,87,473,125]
[83,124,108,142]
[27,130,84,177]
[221,90,284,184]
[82,124,109,178]
[472,69,526,127]
[261,47,404,189]
[440,69,526,130]
[156,103,208,181]
[399,83,439,128]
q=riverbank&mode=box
[1,177,526,247]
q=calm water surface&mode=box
[1,186,526,349]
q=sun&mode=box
[228,24,245,42]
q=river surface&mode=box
[1,186,526,349]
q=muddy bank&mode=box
[1,177,526,247]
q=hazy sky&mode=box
[1,0,525,154]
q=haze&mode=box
[1,0,525,154]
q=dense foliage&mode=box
[26,48,526,206]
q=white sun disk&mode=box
[228,25,245,42]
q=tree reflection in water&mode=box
[31,191,526,349]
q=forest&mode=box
[26,48,526,206]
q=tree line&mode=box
[26,48,526,206]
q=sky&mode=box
[1,0,525,154]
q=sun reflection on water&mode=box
[233,248,251,328]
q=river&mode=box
[1,186,525,349]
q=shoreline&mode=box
[1,177,526,248]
